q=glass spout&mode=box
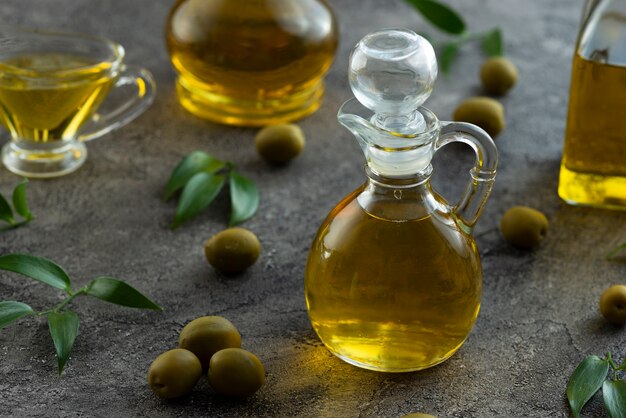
[338,27,497,227]
[338,98,439,178]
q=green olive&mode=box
[480,57,518,95]
[147,348,202,399]
[255,124,305,164]
[453,97,505,138]
[179,316,242,369]
[403,414,438,418]
[204,228,261,274]
[500,206,549,249]
[599,285,626,325]
[208,348,265,397]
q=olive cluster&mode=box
[448,57,551,251]
[149,124,306,400]
[202,124,306,275]
[443,55,550,250]
[453,57,518,138]
[148,316,264,399]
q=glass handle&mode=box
[435,121,498,231]
[78,65,156,141]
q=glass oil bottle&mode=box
[165,0,338,127]
[304,29,498,372]
[559,0,626,208]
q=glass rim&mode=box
[0,27,125,79]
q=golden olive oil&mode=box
[305,192,482,372]
[0,53,113,143]
[559,53,626,207]
[166,0,337,126]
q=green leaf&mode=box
[164,151,226,201]
[566,355,610,418]
[482,28,503,57]
[0,254,71,292]
[607,242,626,259]
[0,192,15,224]
[229,171,259,226]
[0,301,34,329]
[48,310,79,376]
[439,43,459,75]
[86,277,162,310]
[405,0,466,35]
[172,172,226,229]
[603,380,626,418]
[12,179,32,220]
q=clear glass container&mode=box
[304,29,498,372]
[165,0,338,127]
[0,28,155,178]
[559,0,626,208]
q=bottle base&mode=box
[332,349,458,373]
[558,163,626,210]
[314,327,468,373]
[1,141,87,178]
[175,76,324,127]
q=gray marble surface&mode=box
[1,0,625,417]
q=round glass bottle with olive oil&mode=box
[166,0,338,126]
[305,29,498,372]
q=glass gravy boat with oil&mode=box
[0,28,155,178]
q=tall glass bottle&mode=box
[559,0,626,208]
[304,29,498,372]
[166,0,338,127]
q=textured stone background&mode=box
[1,0,625,417]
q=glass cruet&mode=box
[304,28,498,372]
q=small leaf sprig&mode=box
[566,352,626,418]
[607,242,626,260]
[404,0,504,74]
[164,151,259,229]
[0,254,162,375]
[0,179,34,231]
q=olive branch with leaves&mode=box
[404,0,504,74]
[567,353,626,418]
[0,254,162,375]
[164,151,259,229]
[0,179,34,232]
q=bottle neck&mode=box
[365,164,432,187]
[337,99,440,178]
[359,164,449,222]
[372,110,426,135]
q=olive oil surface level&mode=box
[0,52,113,143]
[305,189,482,372]
[559,53,626,207]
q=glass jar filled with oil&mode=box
[559,0,626,208]
[165,0,338,127]
[305,29,498,372]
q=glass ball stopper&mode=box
[348,28,438,134]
